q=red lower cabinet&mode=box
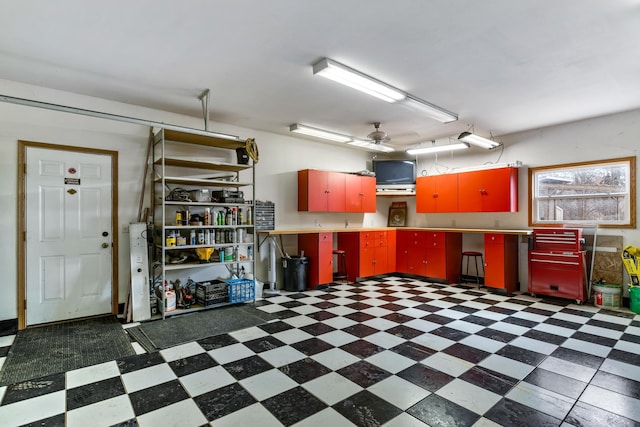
[396,231,461,283]
[337,230,396,281]
[298,232,333,288]
[484,234,519,294]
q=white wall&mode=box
[0,79,374,321]
[1,78,638,321]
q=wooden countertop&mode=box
[258,227,532,235]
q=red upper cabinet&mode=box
[458,167,518,212]
[416,174,458,213]
[345,174,376,213]
[298,169,346,212]
[299,170,375,213]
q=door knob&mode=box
[102,242,109,248]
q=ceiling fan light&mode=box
[400,96,458,123]
[289,123,352,143]
[458,131,501,149]
[313,58,406,103]
[406,141,469,155]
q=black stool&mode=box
[460,251,484,286]
[332,249,348,282]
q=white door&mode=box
[25,147,113,326]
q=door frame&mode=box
[17,140,119,329]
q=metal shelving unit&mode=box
[152,128,255,319]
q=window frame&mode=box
[528,156,636,229]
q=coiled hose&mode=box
[245,138,259,163]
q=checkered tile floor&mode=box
[1,276,639,426]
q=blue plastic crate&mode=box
[226,279,255,303]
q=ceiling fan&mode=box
[366,122,391,144]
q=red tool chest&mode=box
[528,228,588,303]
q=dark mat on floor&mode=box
[0,315,135,386]
[128,303,277,352]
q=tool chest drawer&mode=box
[528,250,587,302]
[532,228,583,252]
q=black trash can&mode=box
[282,256,308,291]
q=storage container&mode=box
[593,283,621,309]
[226,278,255,303]
[164,290,176,311]
[196,280,228,306]
[629,285,640,314]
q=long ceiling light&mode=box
[349,139,394,152]
[400,96,458,123]
[406,142,469,155]
[312,58,457,123]
[312,58,405,103]
[289,123,352,143]
[458,131,501,149]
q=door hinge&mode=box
[23,231,26,241]
[24,299,26,309]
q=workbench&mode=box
[258,227,531,293]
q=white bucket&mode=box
[593,284,621,309]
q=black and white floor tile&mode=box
[1,276,639,426]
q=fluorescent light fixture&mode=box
[400,96,458,123]
[289,123,352,143]
[312,57,458,123]
[312,58,406,103]
[349,139,394,152]
[458,131,501,149]
[406,141,469,155]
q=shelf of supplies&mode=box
[162,129,245,149]
[162,260,253,271]
[156,176,252,187]
[163,201,254,208]
[156,157,251,172]
[163,225,254,230]
[161,243,253,250]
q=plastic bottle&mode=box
[226,208,232,226]
[204,208,210,226]
[204,229,211,245]
[248,246,253,260]
[246,207,252,225]
[189,229,196,245]
[197,229,205,244]
[166,231,176,247]
[238,208,243,225]
[233,246,239,261]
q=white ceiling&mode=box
[1,0,639,151]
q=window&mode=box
[529,156,636,228]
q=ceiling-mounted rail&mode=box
[0,94,240,141]
[198,89,210,132]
